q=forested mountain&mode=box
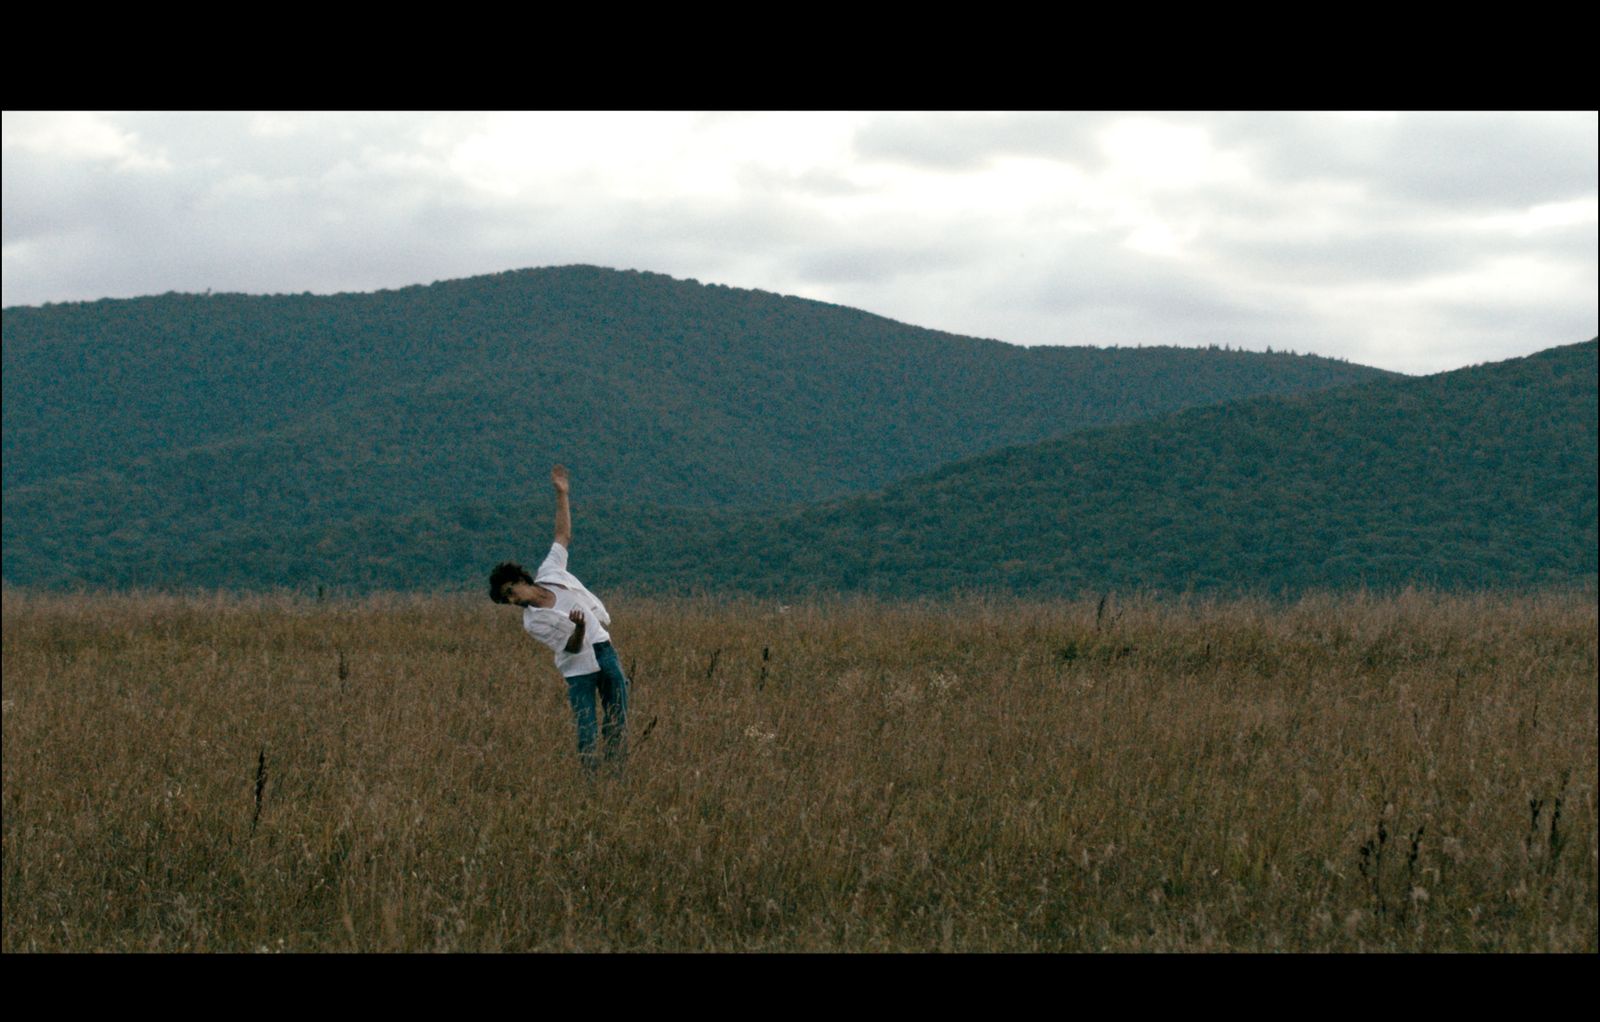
[3,266,1391,590]
[583,339,1594,597]
[85,338,1589,598]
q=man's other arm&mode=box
[564,608,586,653]
[552,464,572,548]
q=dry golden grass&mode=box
[2,587,1595,952]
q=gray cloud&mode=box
[852,111,1115,171]
[792,242,977,288]
[4,114,506,302]
[3,112,1594,375]
[1213,111,1599,209]
[2,148,189,245]
[1203,220,1490,286]
[805,226,1302,355]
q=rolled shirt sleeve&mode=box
[536,541,568,578]
[522,606,576,655]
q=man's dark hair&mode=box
[489,561,533,603]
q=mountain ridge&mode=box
[586,338,1595,597]
[7,339,1588,597]
[2,265,1403,590]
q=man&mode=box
[490,465,628,773]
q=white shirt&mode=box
[521,542,613,676]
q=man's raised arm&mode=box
[552,464,572,548]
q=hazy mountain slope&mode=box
[3,266,1396,589]
[34,339,1591,598]
[3,266,1387,501]
[587,338,1597,597]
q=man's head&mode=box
[490,562,538,606]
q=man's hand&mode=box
[552,464,570,494]
[564,608,586,653]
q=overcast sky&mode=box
[3,111,1595,374]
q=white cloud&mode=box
[1097,117,1251,192]
[1,110,171,171]
[1475,197,1599,236]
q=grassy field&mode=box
[2,587,1595,952]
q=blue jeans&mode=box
[565,641,628,771]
